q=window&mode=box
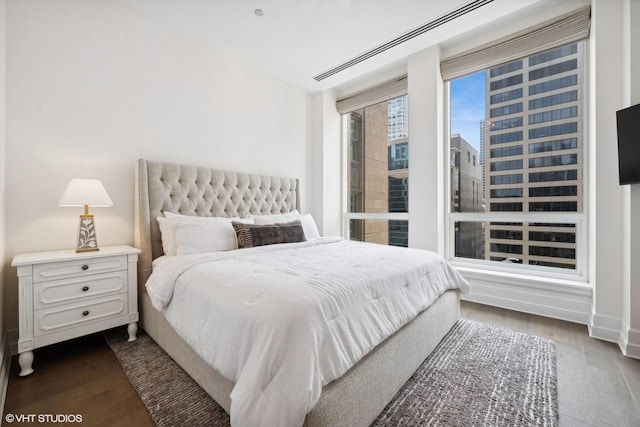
[490,173,523,185]
[491,188,523,198]
[448,41,585,276]
[529,137,577,153]
[491,145,523,158]
[529,169,578,182]
[529,185,578,197]
[490,159,523,172]
[490,60,523,77]
[529,106,578,125]
[490,88,523,104]
[529,154,578,168]
[490,74,523,91]
[490,102,523,118]
[342,94,409,247]
[529,90,578,110]
[490,131,523,145]
[529,75,577,96]
[529,122,578,139]
[529,44,578,66]
[529,59,577,80]
[491,229,522,240]
[490,117,523,131]
[388,142,408,171]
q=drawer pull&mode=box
[82,286,90,292]
[81,265,89,271]
[82,310,90,316]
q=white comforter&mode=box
[146,237,470,427]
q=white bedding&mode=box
[146,237,470,427]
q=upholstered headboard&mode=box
[135,159,300,288]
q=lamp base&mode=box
[76,247,100,253]
[75,214,100,252]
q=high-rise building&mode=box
[451,134,484,259]
[387,96,409,247]
[479,120,487,203]
[484,42,583,269]
[347,95,409,247]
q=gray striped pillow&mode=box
[232,220,306,249]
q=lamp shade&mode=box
[59,179,113,207]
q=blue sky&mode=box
[450,70,485,150]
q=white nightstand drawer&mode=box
[13,245,140,376]
[34,295,126,337]
[33,271,127,310]
[33,255,127,283]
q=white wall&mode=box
[621,0,640,358]
[3,0,312,334]
[310,90,342,238]
[407,46,445,254]
[0,0,7,393]
[587,0,627,344]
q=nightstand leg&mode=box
[127,322,138,342]
[18,351,34,376]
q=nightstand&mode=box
[11,245,141,376]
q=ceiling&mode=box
[123,0,567,93]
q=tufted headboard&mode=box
[135,159,300,288]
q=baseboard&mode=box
[0,333,11,419]
[619,322,640,360]
[589,311,622,343]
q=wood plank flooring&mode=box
[460,301,640,427]
[3,333,153,426]
[3,301,640,426]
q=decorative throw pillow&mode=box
[253,212,321,240]
[232,220,306,249]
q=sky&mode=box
[450,70,485,151]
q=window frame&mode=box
[340,98,410,244]
[444,41,589,283]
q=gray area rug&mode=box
[104,319,557,426]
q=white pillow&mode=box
[253,211,320,240]
[157,213,252,255]
[174,217,253,255]
[156,216,174,255]
[299,214,321,239]
[251,210,300,223]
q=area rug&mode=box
[104,319,557,426]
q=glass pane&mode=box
[454,221,577,270]
[450,42,584,271]
[346,95,409,246]
[451,42,584,215]
[349,219,408,248]
[348,96,409,215]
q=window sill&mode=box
[453,263,593,325]
[453,263,591,292]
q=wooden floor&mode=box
[460,301,640,427]
[4,301,640,426]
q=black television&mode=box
[617,103,640,185]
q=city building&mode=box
[484,43,584,269]
[348,95,409,246]
[451,134,484,260]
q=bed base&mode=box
[140,289,459,427]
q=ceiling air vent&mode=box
[313,0,494,82]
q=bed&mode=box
[134,158,470,427]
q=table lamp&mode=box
[59,178,113,252]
